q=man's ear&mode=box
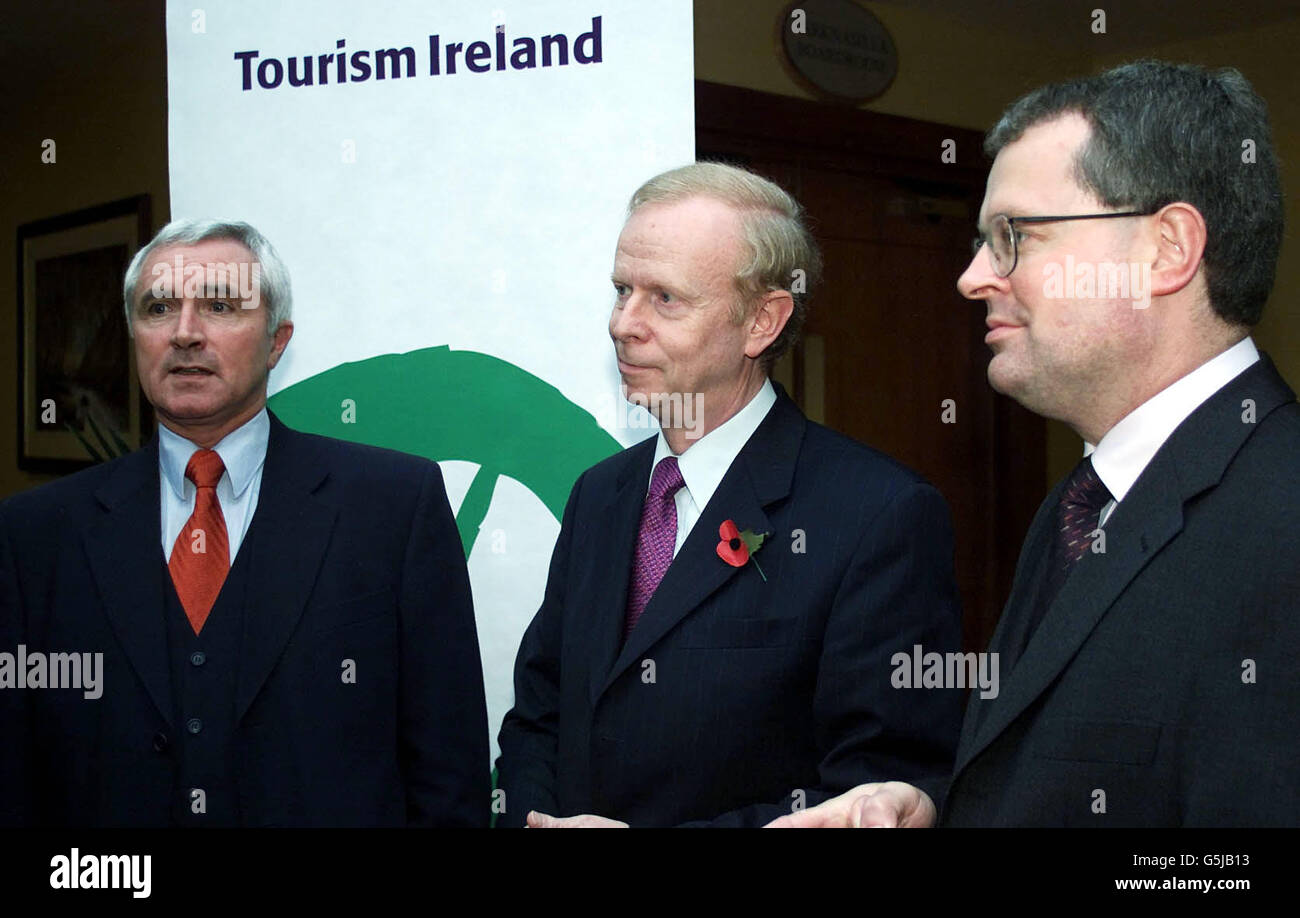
[267,321,294,370]
[1148,202,1206,298]
[745,290,794,360]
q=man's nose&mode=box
[171,301,205,346]
[957,244,1005,301]
[610,291,647,341]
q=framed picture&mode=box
[17,195,152,472]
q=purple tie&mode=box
[625,457,685,635]
[1021,456,1113,655]
[1057,457,1112,566]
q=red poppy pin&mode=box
[716,519,768,581]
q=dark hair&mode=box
[985,60,1283,326]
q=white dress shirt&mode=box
[1087,337,1259,527]
[159,408,270,562]
[648,379,778,557]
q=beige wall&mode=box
[696,0,1090,130]
[2,1,1296,498]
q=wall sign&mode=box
[779,0,898,104]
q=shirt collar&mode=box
[1086,337,1259,502]
[159,407,271,499]
[651,379,777,511]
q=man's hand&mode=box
[526,811,629,828]
[763,782,936,828]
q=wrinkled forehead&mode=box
[616,197,745,273]
[980,113,1097,226]
[137,238,260,301]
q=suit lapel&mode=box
[990,489,1059,667]
[955,471,1185,775]
[954,354,1296,777]
[234,413,338,722]
[955,485,1058,756]
[586,439,656,705]
[598,390,804,697]
[84,438,173,729]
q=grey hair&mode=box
[122,218,293,336]
[629,161,822,371]
[985,59,1283,327]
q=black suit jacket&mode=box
[944,355,1300,826]
[496,386,963,827]
[0,412,489,826]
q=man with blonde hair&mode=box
[496,162,963,827]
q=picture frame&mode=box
[16,195,152,472]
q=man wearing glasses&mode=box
[770,60,1300,827]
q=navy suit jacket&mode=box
[944,354,1300,826]
[0,412,489,826]
[496,386,963,826]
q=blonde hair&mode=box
[629,162,822,370]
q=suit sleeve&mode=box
[0,502,33,826]
[682,480,965,827]
[1181,562,1300,826]
[398,461,491,826]
[493,473,584,828]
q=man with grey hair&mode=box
[496,162,963,827]
[772,60,1300,828]
[0,219,489,826]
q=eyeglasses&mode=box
[971,211,1156,278]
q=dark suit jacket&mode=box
[944,354,1300,826]
[496,386,963,827]
[0,411,489,826]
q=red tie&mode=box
[168,449,230,634]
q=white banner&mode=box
[166,0,695,760]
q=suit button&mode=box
[152,732,169,752]
[186,718,202,735]
[190,651,206,667]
